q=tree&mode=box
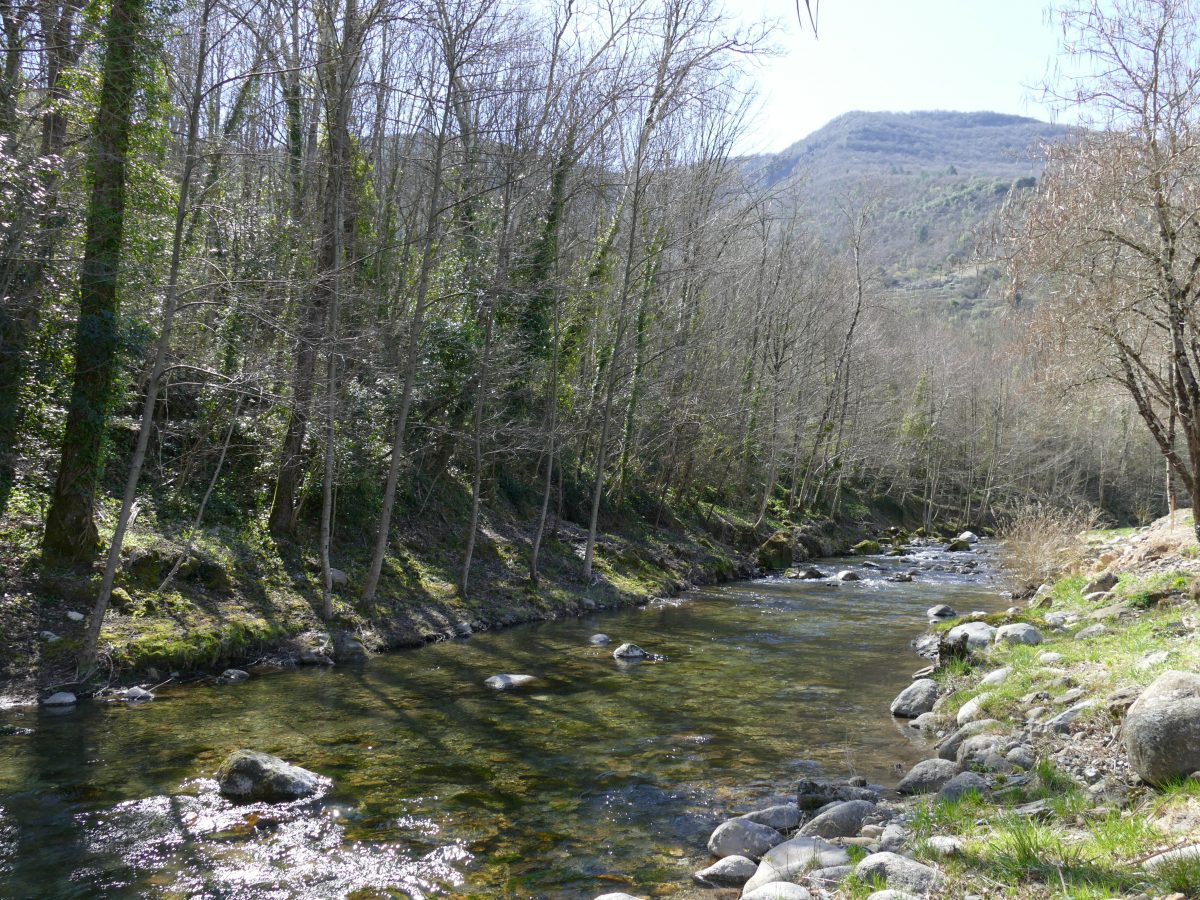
[42,0,152,565]
[1015,0,1200,540]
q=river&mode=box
[0,544,1006,898]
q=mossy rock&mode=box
[851,539,882,555]
[756,531,793,571]
[946,539,971,552]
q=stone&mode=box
[896,758,960,795]
[956,734,1006,768]
[328,567,349,588]
[1143,844,1200,872]
[694,854,757,887]
[890,679,939,718]
[855,852,944,895]
[795,778,879,810]
[805,865,852,887]
[835,570,860,582]
[956,693,991,726]
[219,669,249,683]
[925,835,963,857]
[332,630,369,662]
[707,817,785,860]
[1083,591,1111,603]
[39,631,59,643]
[792,567,826,579]
[980,666,1012,687]
[1075,624,1107,640]
[927,604,956,618]
[742,885,812,900]
[1037,651,1064,664]
[41,691,76,706]
[890,572,913,582]
[937,719,1001,760]
[1042,700,1098,734]
[594,894,645,900]
[742,837,850,892]
[485,674,537,690]
[1136,649,1170,670]
[740,804,801,831]
[946,539,971,552]
[1007,745,1036,769]
[958,531,980,543]
[758,531,793,570]
[1084,572,1118,594]
[798,799,876,838]
[878,822,907,852]
[945,621,996,651]
[66,610,84,622]
[1125,671,1200,785]
[909,712,938,730]
[295,631,334,665]
[937,771,991,802]
[123,686,154,702]
[866,893,921,900]
[216,749,323,801]
[995,623,1043,645]
[589,633,611,645]
[612,642,649,660]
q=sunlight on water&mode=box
[0,547,1006,898]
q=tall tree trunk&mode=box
[42,0,148,567]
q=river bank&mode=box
[675,513,1200,900]
[0,486,922,701]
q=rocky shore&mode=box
[601,515,1200,899]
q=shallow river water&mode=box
[0,546,1007,899]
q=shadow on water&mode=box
[0,548,1009,898]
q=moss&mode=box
[851,539,882,555]
[756,531,792,570]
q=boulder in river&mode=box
[927,604,956,618]
[739,804,801,831]
[889,679,939,718]
[294,630,334,665]
[612,642,649,661]
[855,852,944,896]
[742,836,850,892]
[485,674,537,690]
[693,854,757,887]
[789,567,826,579]
[957,531,979,544]
[707,817,784,860]
[798,799,876,838]
[40,691,76,706]
[945,539,971,552]
[835,570,860,582]
[216,749,323,801]
[122,686,154,702]
[757,531,793,571]
[1125,670,1200,785]
[589,633,611,645]
[593,894,646,900]
[219,669,249,684]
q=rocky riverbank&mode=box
[604,515,1200,899]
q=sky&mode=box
[734,0,1071,154]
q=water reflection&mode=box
[0,549,1005,898]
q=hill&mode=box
[746,111,1077,315]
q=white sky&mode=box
[734,0,1071,154]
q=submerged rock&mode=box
[216,749,323,801]
[484,674,537,690]
[589,633,611,645]
[835,570,860,582]
[219,669,249,684]
[41,691,76,707]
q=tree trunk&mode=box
[42,0,148,567]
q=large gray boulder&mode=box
[855,852,944,896]
[742,837,850,893]
[707,817,784,860]
[612,642,649,660]
[797,799,876,838]
[890,679,939,718]
[1125,670,1200,785]
[896,758,960,795]
[946,621,996,651]
[740,804,801,831]
[693,854,757,887]
[995,623,1043,646]
[216,749,323,801]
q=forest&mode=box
[0,0,1169,677]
